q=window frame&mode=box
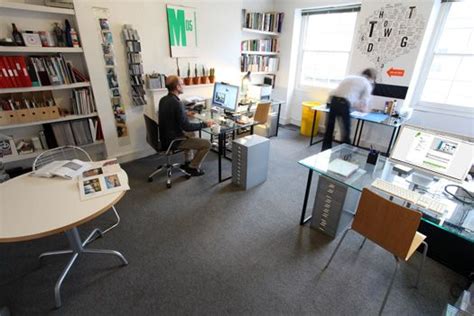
[413,1,474,117]
[295,7,359,91]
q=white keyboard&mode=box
[371,179,448,215]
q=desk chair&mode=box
[253,102,272,137]
[33,145,120,243]
[323,188,428,315]
[144,114,190,188]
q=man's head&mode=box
[361,68,377,83]
[165,75,184,95]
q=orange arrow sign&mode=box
[387,67,405,77]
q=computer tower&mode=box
[232,135,270,190]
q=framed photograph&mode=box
[22,33,42,47]
[105,174,121,189]
[0,139,17,158]
[83,178,102,195]
[107,73,118,89]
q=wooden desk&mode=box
[0,171,129,308]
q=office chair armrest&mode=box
[165,137,187,155]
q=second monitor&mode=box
[212,82,239,112]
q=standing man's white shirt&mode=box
[330,75,373,112]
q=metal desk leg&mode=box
[309,110,317,146]
[275,102,282,137]
[218,132,223,183]
[250,125,254,135]
[300,170,314,225]
[352,120,361,145]
[356,120,365,146]
[385,126,398,157]
[39,227,128,308]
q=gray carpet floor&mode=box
[0,126,466,315]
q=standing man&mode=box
[321,68,377,151]
[158,75,213,176]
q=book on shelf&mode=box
[44,118,101,148]
[71,88,96,115]
[240,55,279,73]
[0,55,89,89]
[241,39,279,53]
[242,10,284,33]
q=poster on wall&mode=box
[166,4,198,57]
[349,1,434,100]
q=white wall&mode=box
[74,0,247,161]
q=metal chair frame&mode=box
[32,145,120,241]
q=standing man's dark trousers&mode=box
[321,96,351,151]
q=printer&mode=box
[248,84,272,101]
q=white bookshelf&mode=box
[0,113,98,131]
[0,1,75,15]
[0,46,83,53]
[0,82,90,94]
[240,71,277,75]
[0,2,105,166]
[1,140,104,164]
[242,28,280,37]
[241,51,278,56]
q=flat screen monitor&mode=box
[212,82,239,112]
[390,125,474,182]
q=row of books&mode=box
[44,118,103,148]
[241,56,279,73]
[0,55,88,89]
[241,39,279,53]
[72,88,96,115]
[242,10,284,33]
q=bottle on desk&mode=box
[11,23,25,46]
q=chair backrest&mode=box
[33,145,92,171]
[254,102,271,125]
[352,188,422,260]
[144,114,162,152]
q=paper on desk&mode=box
[351,111,368,118]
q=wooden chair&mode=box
[254,102,271,125]
[323,188,428,315]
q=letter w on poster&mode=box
[78,158,130,201]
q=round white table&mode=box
[0,171,129,308]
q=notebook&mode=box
[328,159,359,178]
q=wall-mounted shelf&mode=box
[242,28,280,36]
[0,113,98,131]
[147,83,215,93]
[240,71,277,75]
[1,140,104,164]
[0,46,83,54]
[0,2,75,15]
[0,82,90,94]
[241,51,279,56]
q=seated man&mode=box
[158,75,213,176]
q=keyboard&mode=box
[371,178,448,215]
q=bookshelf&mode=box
[0,2,105,166]
[0,82,90,94]
[240,10,283,79]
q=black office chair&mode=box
[144,114,191,188]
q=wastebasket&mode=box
[300,101,322,137]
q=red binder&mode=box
[0,57,14,88]
[15,56,32,87]
[5,57,19,87]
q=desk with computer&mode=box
[190,82,283,182]
[298,125,474,275]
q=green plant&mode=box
[194,64,198,77]
[209,68,215,77]
[202,65,206,76]
[187,63,191,78]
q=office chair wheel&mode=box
[166,182,172,189]
[185,174,191,179]
[148,177,153,183]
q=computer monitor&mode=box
[212,82,239,112]
[390,125,474,182]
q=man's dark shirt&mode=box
[158,93,205,149]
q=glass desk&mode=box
[309,105,409,156]
[195,110,259,183]
[298,144,474,243]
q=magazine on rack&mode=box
[78,158,130,200]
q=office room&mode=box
[0,0,473,314]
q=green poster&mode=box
[166,4,198,57]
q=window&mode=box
[420,1,474,109]
[298,6,359,88]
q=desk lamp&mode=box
[241,71,251,104]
